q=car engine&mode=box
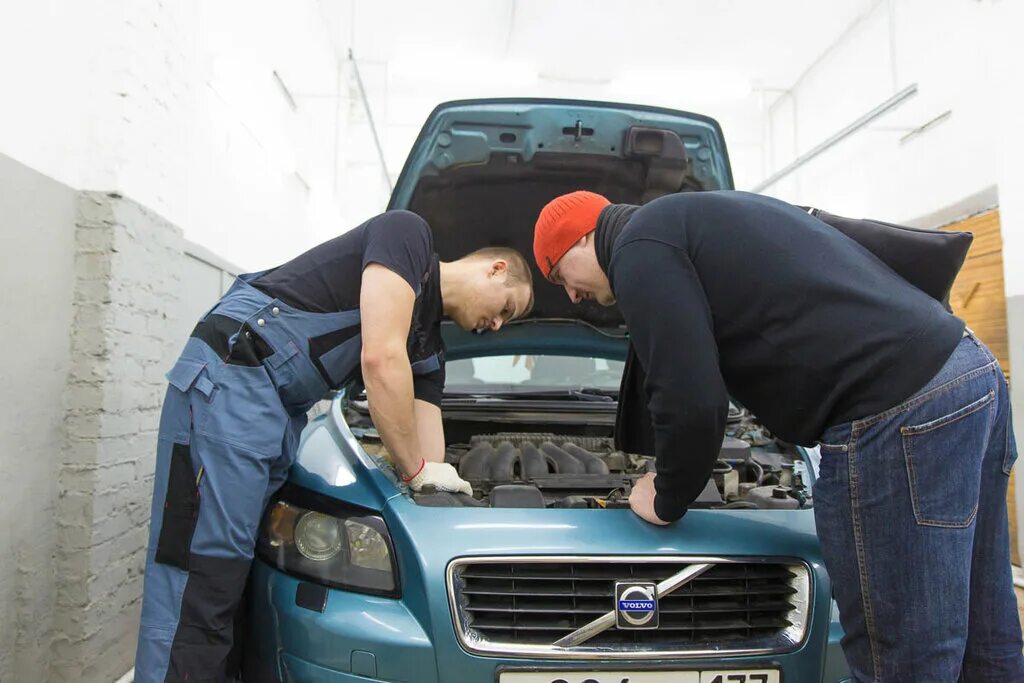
[345,398,812,511]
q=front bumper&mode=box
[245,560,434,682]
[245,496,851,683]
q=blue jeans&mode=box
[814,332,1024,682]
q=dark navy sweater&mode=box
[605,192,965,522]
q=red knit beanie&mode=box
[533,191,610,278]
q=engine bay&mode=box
[344,396,812,511]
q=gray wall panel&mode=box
[0,153,77,680]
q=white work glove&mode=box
[404,460,473,496]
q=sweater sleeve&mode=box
[611,239,729,522]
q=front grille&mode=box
[447,556,811,659]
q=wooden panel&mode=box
[942,209,1016,564]
[943,210,1008,375]
[949,252,1010,372]
[950,211,1003,257]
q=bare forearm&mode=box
[414,400,445,463]
[363,358,422,476]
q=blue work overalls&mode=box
[134,270,441,683]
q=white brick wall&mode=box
[50,192,183,682]
[0,179,239,682]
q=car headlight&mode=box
[294,512,344,561]
[256,484,399,597]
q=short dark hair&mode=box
[465,247,534,317]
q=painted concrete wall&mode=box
[177,241,240,340]
[757,0,1003,221]
[0,0,350,272]
[0,153,78,682]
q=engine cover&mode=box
[459,436,612,482]
[424,433,807,510]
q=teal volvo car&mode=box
[243,100,852,683]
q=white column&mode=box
[991,0,1024,563]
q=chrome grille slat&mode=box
[461,585,797,597]
[469,617,794,630]
[461,567,796,580]
[447,555,812,660]
[465,600,795,614]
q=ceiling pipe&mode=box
[751,83,918,193]
[348,48,394,193]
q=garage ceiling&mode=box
[317,0,884,185]
[325,0,879,91]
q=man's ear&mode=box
[489,259,509,277]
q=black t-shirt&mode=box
[252,210,446,405]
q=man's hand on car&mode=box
[405,460,474,496]
[629,472,669,525]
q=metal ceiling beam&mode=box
[751,83,918,193]
[348,48,393,193]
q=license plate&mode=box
[499,670,779,683]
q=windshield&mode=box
[444,355,624,393]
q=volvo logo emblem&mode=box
[615,581,659,629]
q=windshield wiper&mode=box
[566,388,617,402]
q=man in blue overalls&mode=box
[135,209,534,682]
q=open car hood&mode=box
[388,98,734,338]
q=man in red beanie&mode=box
[533,189,1022,682]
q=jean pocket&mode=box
[901,390,995,527]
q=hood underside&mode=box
[389,99,733,329]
